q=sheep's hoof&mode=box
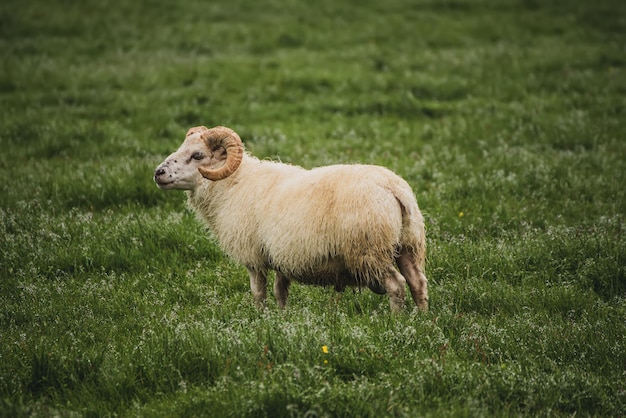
[368,281,387,295]
[418,299,429,312]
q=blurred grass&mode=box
[1,0,625,416]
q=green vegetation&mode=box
[1,0,625,416]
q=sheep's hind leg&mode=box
[247,268,268,309]
[273,272,290,309]
[383,266,406,312]
[396,249,429,311]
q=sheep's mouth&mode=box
[155,178,174,188]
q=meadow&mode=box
[1,0,625,416]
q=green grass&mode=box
[1,0,625,416]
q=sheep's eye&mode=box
[192,152,204,160]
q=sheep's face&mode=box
[154,127,227,191]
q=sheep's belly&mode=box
[278,266,386,294]
[271,255,388,292]
[286,269,359,288]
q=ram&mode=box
[154,126,428,312]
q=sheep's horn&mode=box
[197,126,244,181]
[186,126,209,137]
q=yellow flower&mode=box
[321,345,329,354]
[458,211,464,218]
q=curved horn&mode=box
[197,126,244,181]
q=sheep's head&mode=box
[154,126,244,190]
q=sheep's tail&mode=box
[392,184,426,270]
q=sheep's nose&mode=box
[154,167,168,182]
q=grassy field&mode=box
[1,0,625,416]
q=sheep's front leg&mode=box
[247,268,268,309]
[273,271,290,309]
[384,267,407,312]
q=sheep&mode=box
[154,126,428,312]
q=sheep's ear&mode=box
[186,126,209,137]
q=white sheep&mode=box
[154,126,428,312]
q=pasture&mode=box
[1,0,625,416]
